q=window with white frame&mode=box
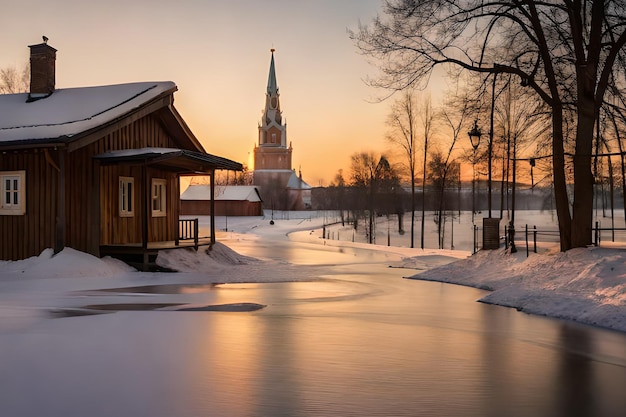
[0,171,26,215]
[151,178,167,217]
[119,176,134,217]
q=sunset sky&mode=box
[1,0,430,186]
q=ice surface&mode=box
[1,211,624,332]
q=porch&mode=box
[100,218,210,270]
[93,149,243,270]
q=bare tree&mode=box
[420,95,435,249]
[495,77,552,221]
[350,0,626,251]
[200,166,253,186]
[330,169,348,226]
[349,151,397,243]
[0,63,29,94]
[439,92,470,230]
[428,151,460,248]
[386,89,418,247]
[350,151,379,239]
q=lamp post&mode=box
[509,135,517,253]
[468,120,482,223]
[487,73,496,218]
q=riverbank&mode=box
[1,214,624,334]
[289,217,626,333]
[406,245,626,333]
[208,215,626,333]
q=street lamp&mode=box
[468,120,482,223]
[468,120,482,149]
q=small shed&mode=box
[181,185,263,216]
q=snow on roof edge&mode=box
[0,81,176,144]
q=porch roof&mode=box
[93,147,243,173]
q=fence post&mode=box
[525,224,529,257]
[504,224,509,249]
[473,224,478,254]
[594,221,599,246]
[194,218,199,251]
[533,225,537,253]
[472,225,475,254]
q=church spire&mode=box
[267,48,278,96]
[254,48,291,171]
[262,48,282,129]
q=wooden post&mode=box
[141,164,149,257]
[91,159,101,256]
[175,219,180,246]
[210,169,216,245]
[525,224,529,257]
[54,150,66,254]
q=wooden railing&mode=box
[176,218,199,250]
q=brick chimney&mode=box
[28,41,56,100]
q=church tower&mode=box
[252,49,311,211]
[253,49,292,170]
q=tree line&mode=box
[348,0,626,252]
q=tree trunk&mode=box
[571,68,597,248]
[552,103,572,251]
[421,135,428,249]
[410,177,415,248]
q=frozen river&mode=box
[1,237,626,417]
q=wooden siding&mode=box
[99,165,141,245]
[97,165,179,245]
[85,115,181,250]
[0,149,59,261]
[1,112,185,260]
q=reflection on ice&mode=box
[74,283,219,295]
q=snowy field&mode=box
[0,210,625,333]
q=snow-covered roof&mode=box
[0,81,176,145]
[287,171,312,190]
[181,185,262,202]
[253,169,312,190]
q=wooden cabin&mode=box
[0,42,242,263]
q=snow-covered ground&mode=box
[411,246,626,332]
[1,210,625,333]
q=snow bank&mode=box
[409,247,626,332]
[155,242,259,272]
[0,247,135,279]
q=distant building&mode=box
[180,185,263,216]
[253,49,311,210]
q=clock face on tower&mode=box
[270,97,277,109]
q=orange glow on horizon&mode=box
[1,0,454,187]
